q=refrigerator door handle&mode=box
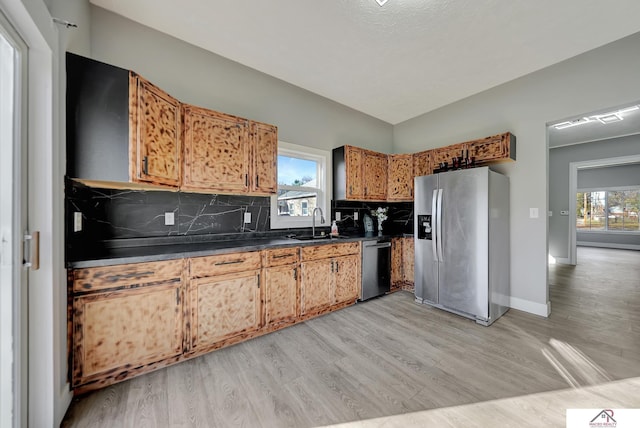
[431,189,439,261]
[437,188,444,262]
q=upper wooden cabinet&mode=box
[413,150,432,177]
[250,121,278,195]
[182,105,250,193]
[333,146,387,201]
[387,154,413,201]
[468,132,516,164]
[129,73,182,187]
[363,150,388,200]
[431,143,465,170]
[66,53,278,195]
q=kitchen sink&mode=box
[287,234,351,241]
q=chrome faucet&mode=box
[312,207,325,237]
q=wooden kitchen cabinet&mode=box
[250,121,278,194]
[431,143,465,169]
[391,237,415,292]
[129,73,182,187]
[70,260,185,389]
[413,149,432,177]
[468,132,516,164]
[188,251,262,352]
[363,150,388,200]
[333,254,360,305]
[182,105,250,194]
[263,247,299,326]
[388,154,414,201]
[300,242,361,315]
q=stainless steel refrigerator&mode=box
[414,167,510,326]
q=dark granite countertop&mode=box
[67,234,395,269]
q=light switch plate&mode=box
[354,211,359,220]
[560,210,569,216]
[529,208,539,218]
[244,212,252,224]
[73,212,82,232]
[165,212,175,226]
[335,211,341,221]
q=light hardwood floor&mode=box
[62,247,640,427]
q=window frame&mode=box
[576,185,640,234]
[270,141,331,230]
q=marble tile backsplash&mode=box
[66,180,271,243]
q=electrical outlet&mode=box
[529,208,539,219]
[73,212,83,232]
[165,212,175,226]
[335,212,341,221]
[244,212,252,224]
[354,211,359,220]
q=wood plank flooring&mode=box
[62,247,640,427]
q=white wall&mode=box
[394,31,640,317]
[89,6,393,155]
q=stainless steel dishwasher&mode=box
[360,238,392,301]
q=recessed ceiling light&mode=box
[594,113,622,124]
[375,0,389,6]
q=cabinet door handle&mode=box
[245,174,249,187]
[214,260,243,266]
[143,156,149,175]
[293,268,297,280]
[272,254,290,259]
[256,175,259,187]
[176,288,180,305]
[257,273,260,288]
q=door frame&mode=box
[568,153,640,264]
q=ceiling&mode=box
[91,0,640,125]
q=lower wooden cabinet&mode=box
[189,271,261,351]
[300,259,333,315]
[69,242,362,393]
[333,254,360,305]
[300,242,361,315]
[391,237,415,292]
[71,279,184,388]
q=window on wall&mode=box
[577,188,640,232]
[270,142,329,229]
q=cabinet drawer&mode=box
[301,242,360,261]
[263,247,299,267]
[190,251,261,278]
[72,259,184,293]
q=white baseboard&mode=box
[577,241,640,251]
[553,257,572,265]
[510,297,551,317]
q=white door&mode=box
[0,11,28,428]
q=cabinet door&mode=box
[364,151,388,200]
[300,259,332,315]
[72,280,183,386]
[251,121,278,194]
[390,238,403,290]
[468,132,514,163]
[333,255,360,305]
[388,154,414,201]
[190,271,260,350]
[130,74,182,187]
[413,150,432,177]
[431,143,465,169]
[264,264,298,325]
[402,237,415,289]
[182,105,250,193]
[345,146,364,199]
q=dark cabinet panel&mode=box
[66,52,130,182]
